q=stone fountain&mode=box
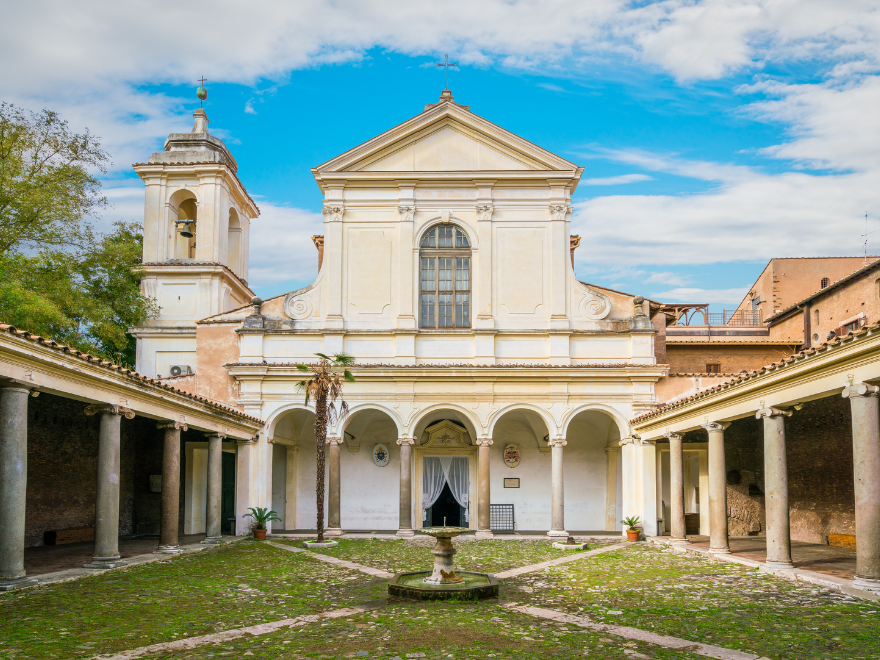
[387,526,499,601]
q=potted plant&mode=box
[621,516,642,542]
[242,507,282,540]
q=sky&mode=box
[3,0,880,308]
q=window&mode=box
[420,224,471,328]
[814,309,820,325]
[750,295,761,312]
[706,364,721,374]
[845,320,861,334]
[820,277,830,289]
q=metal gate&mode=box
[489,504,515,532]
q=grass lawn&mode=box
[0,539,877,660]
[274,537,616,574]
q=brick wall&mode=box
[665,343,797,374]
[684,394,854,544]
[24,392,173,547]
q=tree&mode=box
[296,353,355,542]
[0,104,156,364]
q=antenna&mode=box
[863,212,879,266]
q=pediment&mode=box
[423,420,470,448]
[314,101,577,175]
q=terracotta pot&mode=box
[252,528,267,540]
[626,528,641,542]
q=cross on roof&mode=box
[198,76,208,86]
[437,54,458,91]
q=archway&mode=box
[337,406,401,531]
[564,408,622,532]
[270,407,316,531]
[488,408,553,532]
[227,208,241,275]
[168,189,198,260]
[411,408,480,530]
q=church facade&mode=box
[132,91,667,538]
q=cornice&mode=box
[141,262,253,296]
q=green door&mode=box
[221,452,236,536]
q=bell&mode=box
[177,219,194,238]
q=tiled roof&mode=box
[766,258,880,323]
[0,324,262,424]
[631,320,880,424]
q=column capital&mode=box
[204,431,227,440]
[701,421,730,432]
[396,436,415,446]
[157,420,188,431]
[664,431,682,441]
[548,438,567,448]
[619,434,639,446]
[397,205,415,222]
[326,435,343,446]
[84,403,134,419]
[475,437,494,447]
[756,406,793,419]
[842,382,880,399]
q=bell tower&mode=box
[131,84,259,378]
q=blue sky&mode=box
[4,1,879,307]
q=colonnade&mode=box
[319,431,577,539]
[661,381,880,590]
[0,381,230,589]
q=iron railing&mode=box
[706,310,763,327]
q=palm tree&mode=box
[296,352,355,542]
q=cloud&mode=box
[581,173,653,185]
[645,271,692,286]
[649,286,749,305]
[246,204,325,293]
[537,83,567,93]
[244,99,257,115]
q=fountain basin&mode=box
[388,571,499,601]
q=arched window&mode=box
[820,277,830,289]
[419,224,471,328]
[814,309,820,325]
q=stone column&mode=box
[0,382,33,587]
[666,432,688,544]
[605,444,619,531]
[204,432,225,544]
[756,406,795,569]
[843,383,880,591]
[476,438,493,539]
[326,436,343,537]
[157,421,186,553]
[547,438,568,538]
[396,437,415,537]
[702,421,731,554]
[84,404,134,569]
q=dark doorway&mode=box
[221,452,236,535]
[426,482,463,527]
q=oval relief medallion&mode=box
[373,444,390,467]
[503,444,521,468]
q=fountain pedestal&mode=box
[387,526,499,601]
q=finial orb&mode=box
[196,86,208,101]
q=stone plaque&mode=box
[504,478,520,488]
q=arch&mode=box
[487,403,555,440]
[414,216,478,250]
[560,403,630,440]
[167,187,199,209]
[264,402,315,442]
[333,403,404,437]
[410,403,482,443]
[167,189,199,260]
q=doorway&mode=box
[426,483,464,527]
[221,452,236,536]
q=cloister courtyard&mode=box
[1,536,878,660]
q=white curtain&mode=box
[438,456,470,523]
[422,457,447,521]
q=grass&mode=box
[1,539,877,659]
[274,537,616,574]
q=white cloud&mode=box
[650,286,749,305]
[244,99,257,115]
[246,204,325,293]
[645,271,692,286]
[581,173,653,185]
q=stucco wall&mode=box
[196,323,241,405]
[665,344,797,374]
